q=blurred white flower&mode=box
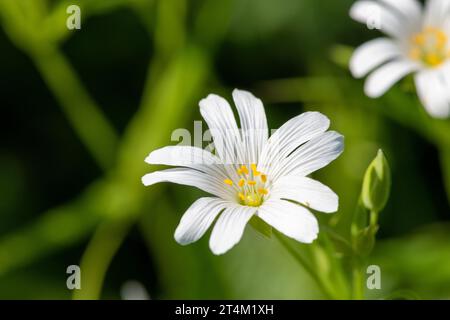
[142,89,343,255]
[350,0,450,118]
[120,280,150,300]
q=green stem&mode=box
[274,232,334,299]
[72,218,133,300]
[32,46,118,170]
[351,259,365,300]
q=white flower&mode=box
[350,0,450,118]
[142,89,344,255]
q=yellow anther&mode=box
[247,180,257,186]
[436,31,447,48]
[238,192,246,201]
[238,179,245,187]
[250,163,261,176]
[223,179,233,186]
[425,53,442,66]
[237,165,249,175]
[260,174,267,183]
[412,34,425,45]
[258,188,268,195]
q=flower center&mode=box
[223,164,268,207]
[409,27,450,67]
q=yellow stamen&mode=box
[237,165,249,175]
[227,165,269,206]
[412,34,425,45]
[251,163,261,176]
[425,53,441,66]
[410,26,449,67]
[258,188,268,195]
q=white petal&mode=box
[145,146,227,179]
[414,68,450,118]
[174,197,229,245]
[209,205,256,255]
[232,89,269,164]
[424,0,450,27]
[350,1,408,38]
[271,131,344,180]
[259,112,330,175]
[350,38,402,78]
[270,176,338,213]
[364,59,420,98]
[380,0,422,28]
[142,168,234,200]
[199,94,245,166]
[257,199,319,243]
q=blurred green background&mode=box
[0,0,449,299]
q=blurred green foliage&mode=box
[0,0,449,299]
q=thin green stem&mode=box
[32,46,118,170]
[351,260,365,300]
[72,218,133,300]
[274,232,334,299]
[320,230,351,299]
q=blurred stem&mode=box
[351,260,365,300]
[32,46,118,170]
[320,231,351,299]
[73,218,134,300]
[274,232,335,299]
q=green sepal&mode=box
[249,215,272,238]
[353,224,379,257]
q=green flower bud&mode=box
[361,149,391,213]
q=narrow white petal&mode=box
[415,68,450,118]
[145,146,227,179]
[259,112,330,175]
[174,197,229,245]
[199,94,245,166]
[380,0,422,28]
[271,176,338,213]
[141,168,234,200]
[257,199,319,243]
[271,131,344,180]
[424,0,450,27]
[364,59,420,98]
[209,205,256,255]
[232,89,269,164]
[350,38,402,78]
[350,1,407,38]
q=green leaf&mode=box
[361,149,391,213]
